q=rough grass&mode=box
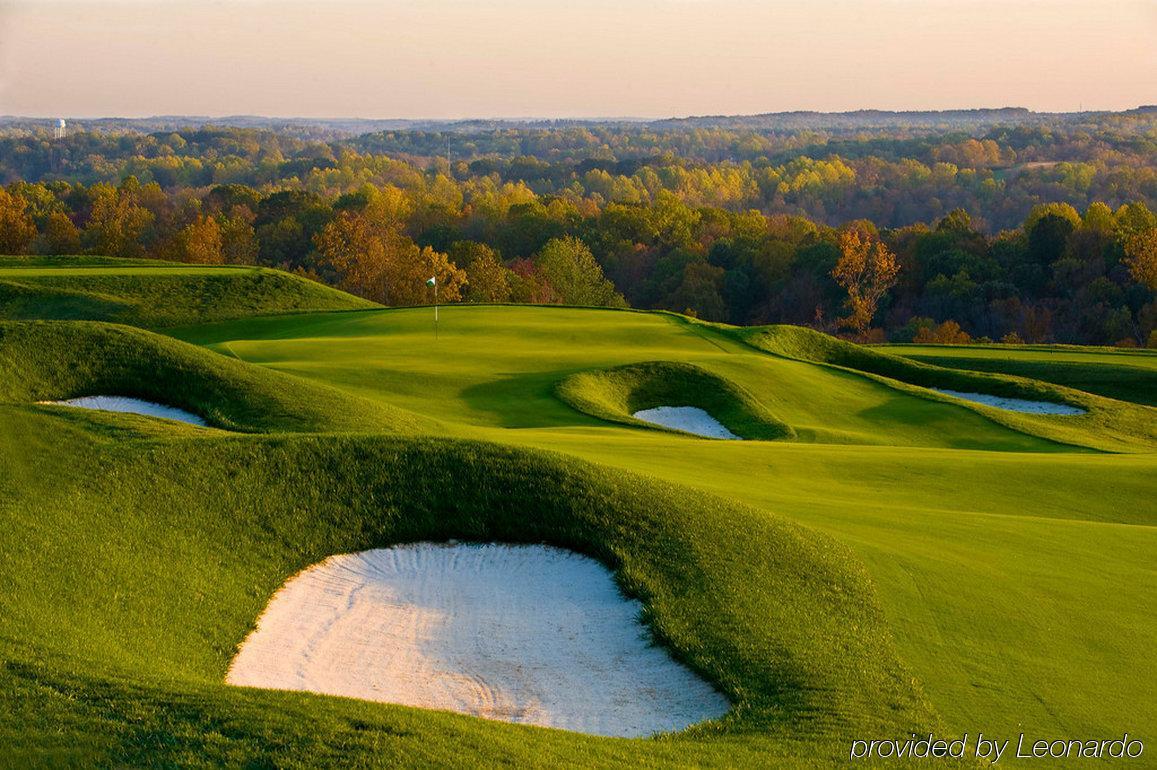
[0,257,376,328]
[556,361,795,440]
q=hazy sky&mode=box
[1,0,1154,119]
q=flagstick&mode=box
[434,280,439,340]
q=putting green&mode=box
[1,271,1154,768]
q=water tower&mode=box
[54,119,66,139]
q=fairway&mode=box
[1,271,1154,768]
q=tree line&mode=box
[1,171,1154,345]
[1,116,1155,345]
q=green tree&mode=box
[534,236,625,307]
[464,249,513,303]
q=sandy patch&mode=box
[933,389,1085,415]
[227,543,728,737]
[632,406,741,439]
[42,396,207,426]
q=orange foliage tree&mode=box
[1123,228,1157,290]
[831,226,900,334]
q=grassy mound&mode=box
[880,343,1157,407]
[0,257,376,328]
[557,361,795,440]
[734,324,1157,453]
[0,321,432,435]
[0,410,942,767]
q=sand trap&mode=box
[42,396,207,426]
[933,389,1086,415]
[227,543,728,737]
[632,406,741,439]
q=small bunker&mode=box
[42,395,207,426]
[933,389,1086,415]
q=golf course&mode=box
[1,259,1154,768]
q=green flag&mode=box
[426,276,436,287]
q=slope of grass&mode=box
[878,343,1157,406]
[556,360,795,440]
[0,257,376,327]
[0,321,432,435]
[734,323,1157,453]
[2,301,1154,768]
[0,407,944,767]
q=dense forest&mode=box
[0,111,1154,345]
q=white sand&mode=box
[933,389,1086,415]
[227,543,728,737]
[42,396,207,426]
[632,406,741,439]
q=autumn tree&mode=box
[914,319,972,344]
[34,212,82,255]
[1123,228,1157,290]
[831,226,900,334]
[174,215,224,264]
[386,242,466,306]
[314,210,465,305]
[313,210,391,301]
[82,180,154,258]
[508,258,560,304]
[0,188,37,254]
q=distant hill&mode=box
[1,106,1146,138]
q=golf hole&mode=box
[632,406,741,439]
[227,542,729,737]
[40,396,208,426]
[932,389,1086,415]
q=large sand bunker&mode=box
[42,396,207,426]
[227,543,728,737]
[632,406,741,440]
[933,389,1086,415]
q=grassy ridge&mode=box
[879,343,1157,406]
[0,408,944,767]
[0,257,376,328]
[0,321,432,435]
[733,323,1157,453]
[556,360,795,440]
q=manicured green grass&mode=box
[166,306,1156,750]
[557,360,795,440]
[734,323,1156,452]
[0,321,432,435]
[879,343,1157,406]
[0,256,376,327]
[1,271,1154,768]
